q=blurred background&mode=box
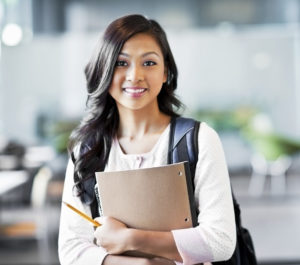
[0,0,300,264]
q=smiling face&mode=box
[108,33,167,113]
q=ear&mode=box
[163,67,168,83]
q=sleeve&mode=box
[171,122,236,265]
[58,159,108,265]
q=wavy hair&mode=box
[69,14,183,204]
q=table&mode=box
[0,171,28,196]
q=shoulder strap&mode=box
[168,116,200,183]
[168,117,257,264]
[168,117,243,223]
[168,116,200,227]
[70,148,104,219]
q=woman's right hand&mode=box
[102,255,176,265]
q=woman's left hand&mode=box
[94,216,131,254]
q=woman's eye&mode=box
[144,61,156,66]
[116,60,128,67]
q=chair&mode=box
[248,153,292,196]
[0,166,55,264]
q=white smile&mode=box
[123,88,147,94]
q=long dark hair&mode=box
[69,14,183,204]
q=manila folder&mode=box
[95,162,197,231]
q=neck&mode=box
[117,105,170,140]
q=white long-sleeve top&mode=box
[58,122,236,265]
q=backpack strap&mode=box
[168,117,201,183]
[168,117,257,265]
[71,149,103,219]
[168,117,200,225]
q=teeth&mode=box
[124,88,146,93]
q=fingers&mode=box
[93,217,110,247]
[93,216,128,253]
[94,226,105,248]
[96,238,101,247]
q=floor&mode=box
[231,173,300,265]
[0,173,300,265]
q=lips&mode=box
[123,87,148,97]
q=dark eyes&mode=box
[115,60,157,67]
[143,61,156,66]
[116,60,128,67]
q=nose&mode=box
[126,64,144,82]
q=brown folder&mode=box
[95,162,197,231]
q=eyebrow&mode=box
[119,51,161,58]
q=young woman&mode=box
[58,14,236,265]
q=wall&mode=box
[1,25,299,146]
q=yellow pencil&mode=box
[63,201,101,227]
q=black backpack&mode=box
[169,117,257,265]
[72,116,257,265]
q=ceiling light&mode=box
[2,23,23,46]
